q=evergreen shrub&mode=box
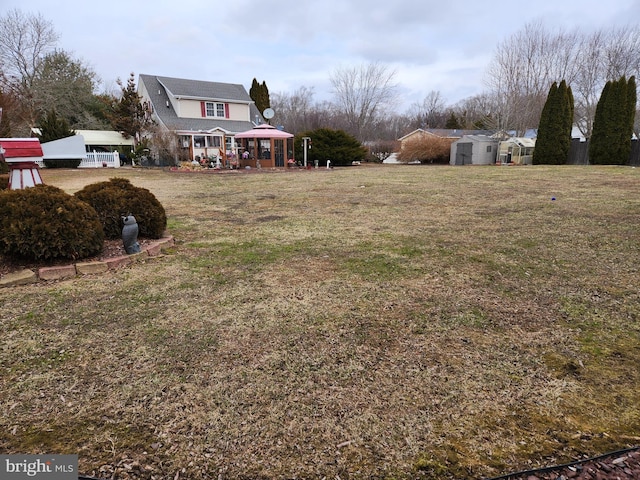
[0,184,104,260]
[74,177,166,239]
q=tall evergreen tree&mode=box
[445,111,462,129]
[249,78,270,117]
[533,82,559,165]
[108,73,148,139]
[533,81,573,165]
[249,78,259,107]
[559,80,574,163]
[589,81,612,165]
[621,76,637,162]
[590,76,636,165]
[260,81,271,111]
[36,108,75,143]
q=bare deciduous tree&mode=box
[271,86,315,134]
[0,9,58,86]
[0,9,59,134]
[330,62,398,142]
[453,92,506,131]
[486,21,580,135]
[486,22,640,139]
[572,31,607,138]
[407,90,448,129]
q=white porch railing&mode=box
[80,151,120,168]
[36,151,121,168]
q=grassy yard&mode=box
[1,164,639,479]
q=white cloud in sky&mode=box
[2,0,638,111]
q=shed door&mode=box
[456,142,472,165]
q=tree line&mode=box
[1,9,638,164]
[271,21,640,150]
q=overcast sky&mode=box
[2,0,638,112]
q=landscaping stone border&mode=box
[0,236,174,287]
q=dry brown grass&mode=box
[1,164,639,479]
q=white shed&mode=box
[450,135,499,165]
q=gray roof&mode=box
[455,135,499,143]
[425,128,497,138]
[138,74,262,135]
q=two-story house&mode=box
[137,74,263,164]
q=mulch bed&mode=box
[487,447,640,480]
[0,238,153,278]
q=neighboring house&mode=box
[138,74,262,164]
[450,135,499,165]
[497,137,536,165]
[398,128,496,147]
[398,129,456,151]
[398,129,442,147]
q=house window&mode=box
[207,136,222,148]
[205,102,226,118]
[486,145,492,153]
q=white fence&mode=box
[80,151,120,168]
[36,151,121,169]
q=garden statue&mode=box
[121,214,141,254]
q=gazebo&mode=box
[234,124,294,168]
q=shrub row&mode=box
[0,178,167,261]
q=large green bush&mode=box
[295,128,368,166]
[74,177,167,239]
[0,184,104,260]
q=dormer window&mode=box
[205,102,226,118]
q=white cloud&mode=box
[1,0,637,110]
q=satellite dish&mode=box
[263,108,275,119]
